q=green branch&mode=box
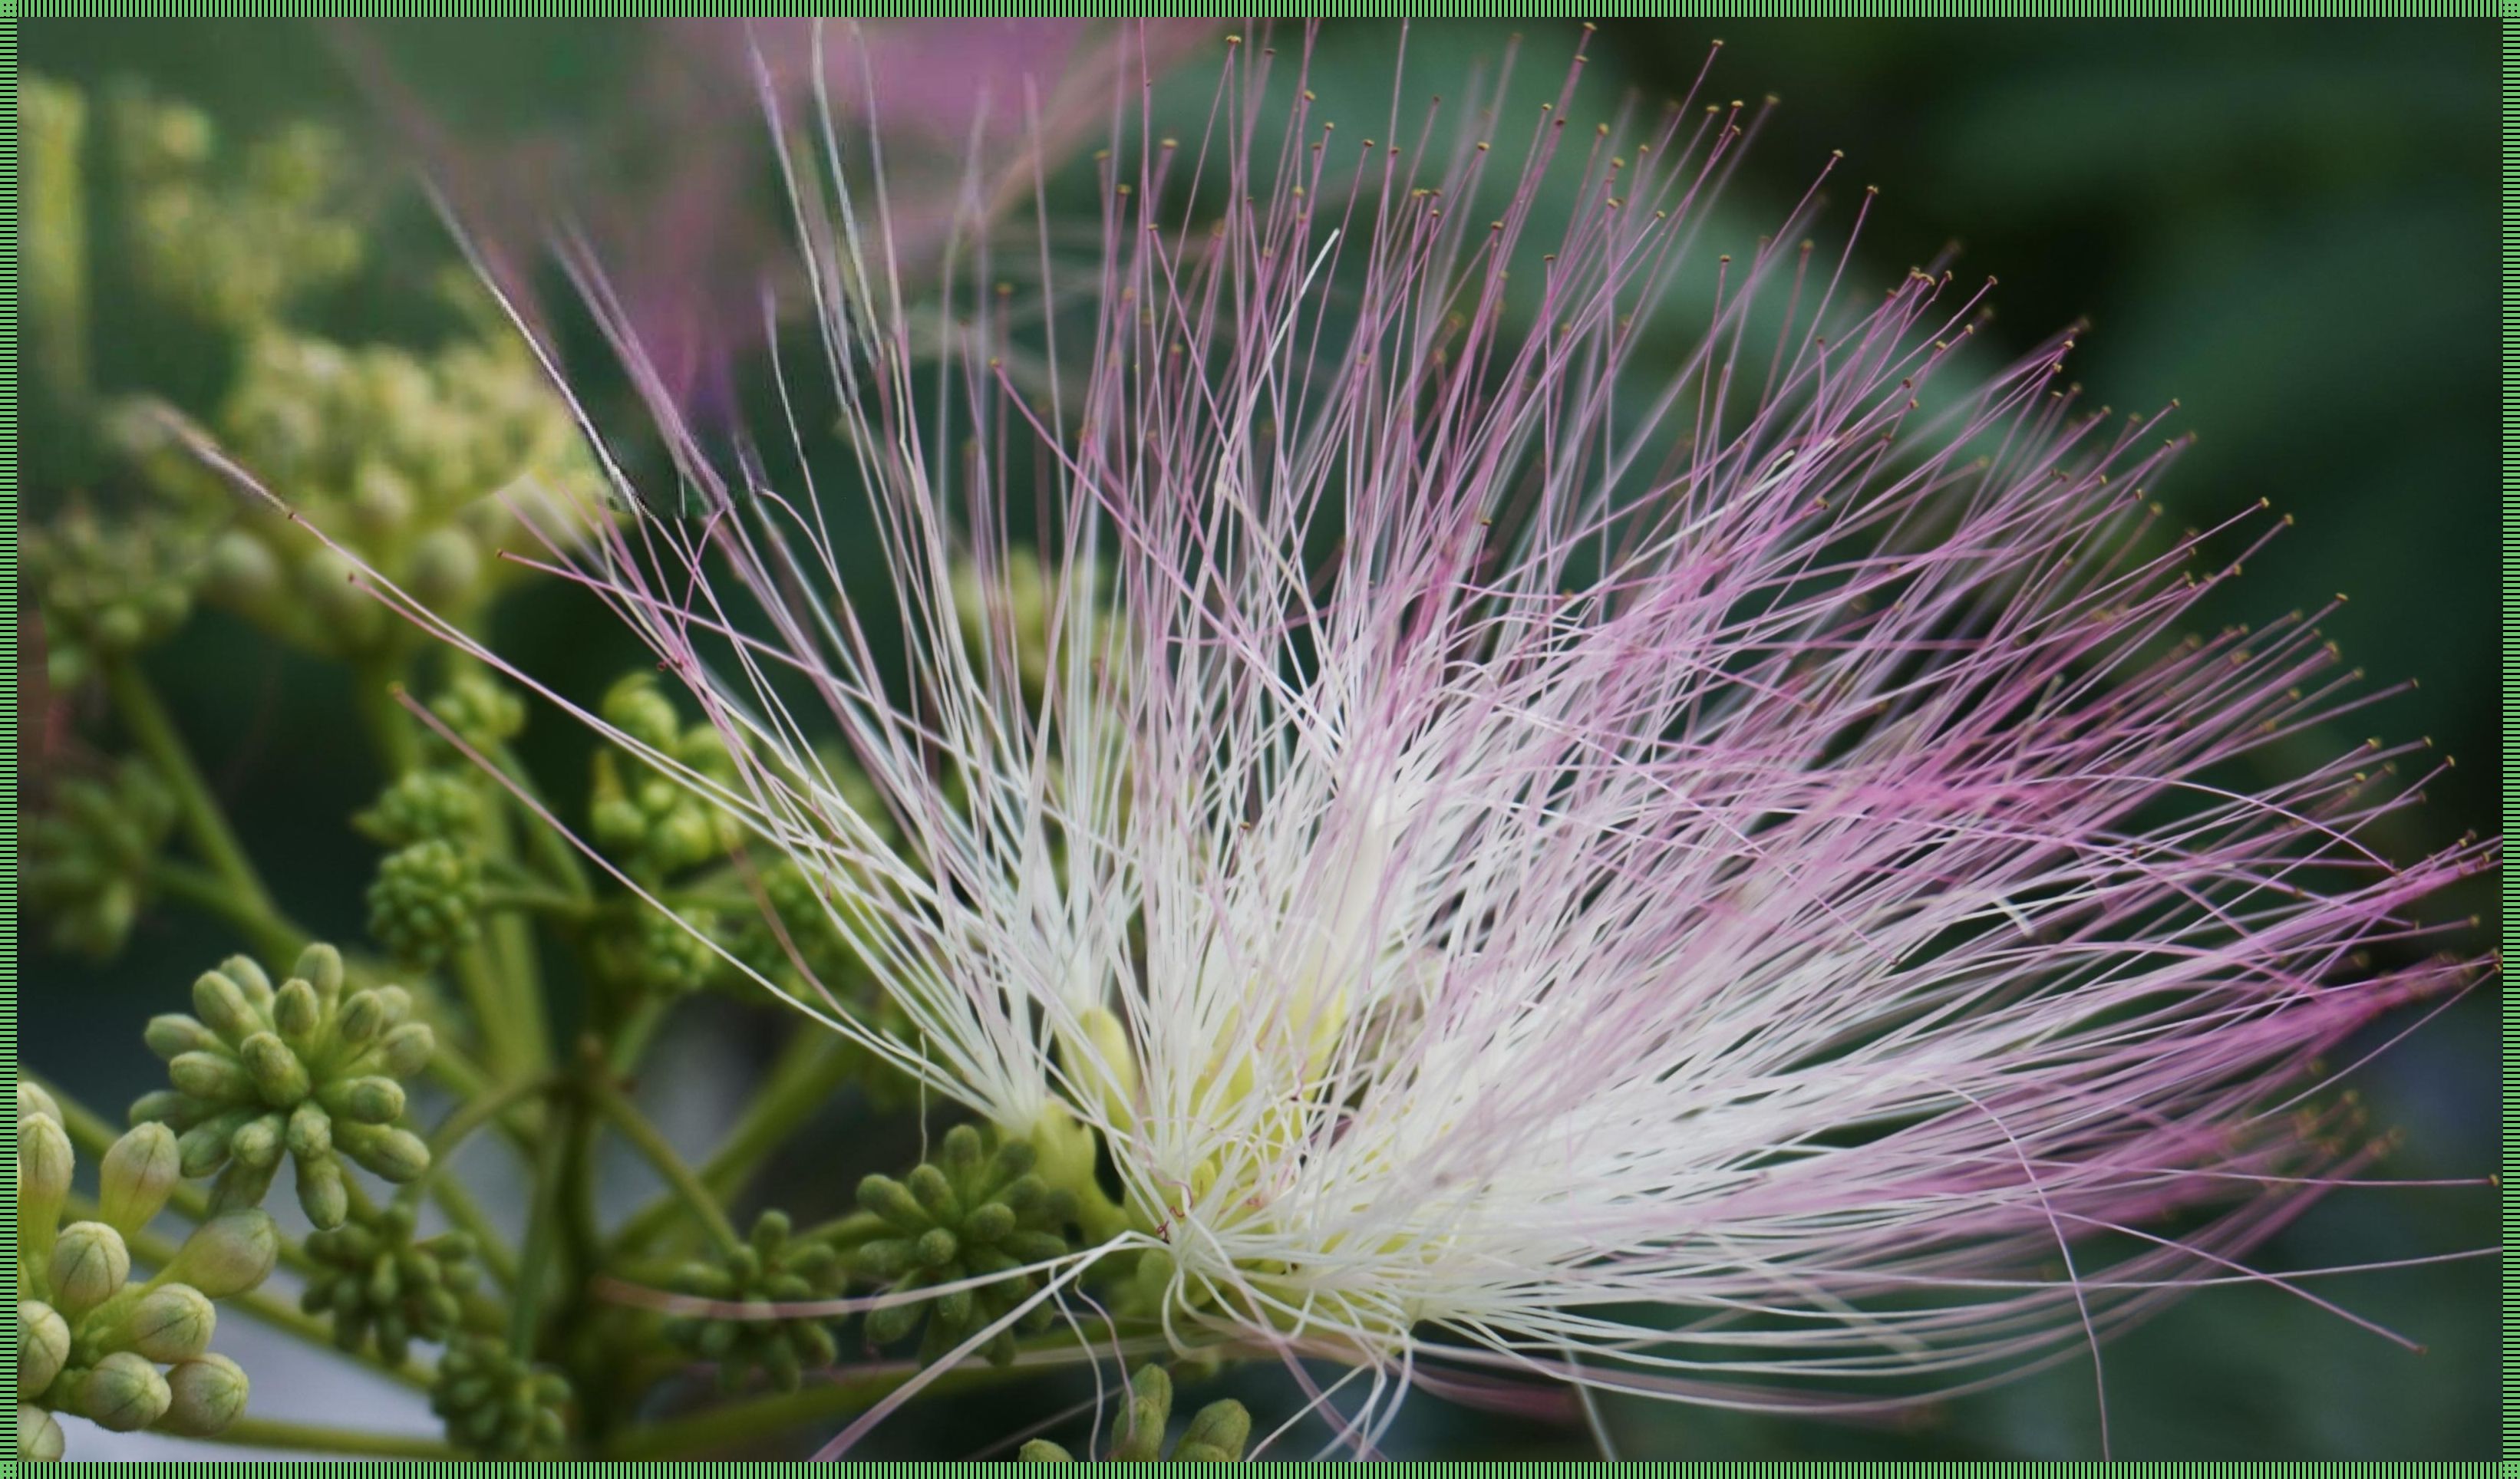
[107,657,278,921]
[212,1416,456,1458]
[584,1072,744,1260]
[607,1030,851,1258]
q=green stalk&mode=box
[211,1417,456,1458]
[508,1089,580,1350]
[430,1173,521,1290]
[147,860,304,967]
[352,654,423,777]
[607,1031,851,1258]
[600,1340,1098,1460]
[583,1072,744,1260]
[106,657,278,919]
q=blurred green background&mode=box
[23,17,2495,1460]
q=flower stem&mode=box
[607,1030,850,1258]
[106,657,277,921]
[147,859,304,967]
[508,1087,580,1350]
[210,1417,455,1458]
[600,1339,1101,1460]
[583,1071,745,1260]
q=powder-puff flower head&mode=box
[259,21,2491,1454]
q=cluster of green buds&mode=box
[19,1084,277,1460]
[101,81,361,330]
[662,1211,843,1392]
[28,504,201,690]
[27,757,176,960]
[301,1203,482,1367]
[354,769,483,849]
[366,838,482,969]
[1018,1365,1252,1463]
[431,1336,572,1460]
[846,1125,1074,1365]
[590,674,742,881]
[590,898,724,999]
[127,303,604,656]
[134,944,433,1229]
[423,670,527,757]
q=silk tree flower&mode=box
[249,24,2489,1454]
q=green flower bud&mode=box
[295,1155,348,1233]
[286,1102,333,1160]
[191,970,260,1043]
[21,1112,74,1234]
[240,1032,312,1104]
[1177,1399,1252,1461]
[1018,1439,1076,1463]
[205,529,284,608]
[78,1351,172,1432]
[160,1354,251,1438]
[167,1210,279,1299]
[319,1075,405,1125]
[229,1112,285,1169]
[293,941,345,1000]
[127,1282,217,1362]
[408,526,483,607]
[169,1050,256,1102]
[272,977,322,1042]
[51,1221,132,1316]
[336,1121,430,1182]
[127,1090,198,1131]
[335,989,388,1045]
[144,1013,221,1061]
[98,1122,181,1234]
[21,1082,62,1124]
[661,1209,843,1392]
[1113,1365,1173,1461]
[21,1302,71,1400]
[19,1404,64,1461]
[376,1022,435,1079]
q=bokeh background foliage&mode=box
[22,17,2494,1459]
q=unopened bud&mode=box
[272,978,322,1042]
[169,1050,254,1102]
[1018,1440,1076,1463]
[409,526,483,606]
[1178,1398,1252,1461]
[293,941,345,1000]
[78,1350,173,1432]
[191,970,259,1043]
[20,1301,70,1399]
[285,1102,332,1159]
[338,1122,429,1181]
[18,1404,64,1461]
[337,990,387,1044]
[21,1112,74,1230]
[160,1353,250,1438]
[50,1221,132,1316]
[167,1210,279,1299]
[143,1013,222,1061]
[376,1021,434,1079]
[296,1155,348,1231]
[206,529,283,607]
[19,1082,62,1124]
[99,1122,180,1234]
[240,1033,312,1104]
[128,1283,217,1362]
[321,1075,404,1125]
